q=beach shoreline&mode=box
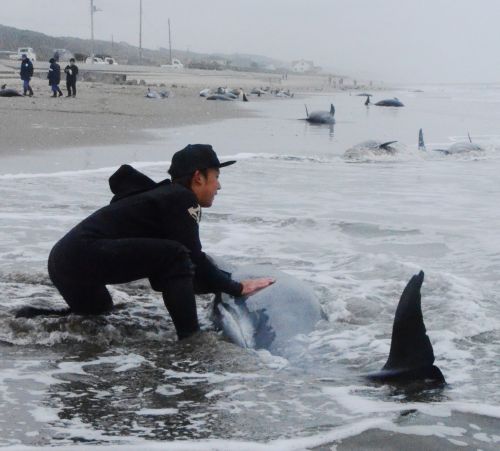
[0,66,360,157]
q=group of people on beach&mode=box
[19,53,79,98]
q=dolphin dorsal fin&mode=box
[365,96,370,106]
[468,131,472,143]
[418,128,426,151]
[330,104,335,117]
[380,141,397,150]
[382,271,436,372]
[305,104,309,118]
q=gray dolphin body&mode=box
[343,140,398,159]
[304,104,335,124]
[419,128,483,154]
[213,264,325,355]
[375,97,404,107]
[206,94,234,101]
[0,88,23,97]
[213,263,445,384]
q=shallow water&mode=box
[1,85,500,449]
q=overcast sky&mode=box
[2,0,499,83]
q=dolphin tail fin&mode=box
[304,104,309,118]
[418,128,426,151]
[366,271,445,384]
[330,104,335,117]
[380,141,397,150]
[467,131,472,143]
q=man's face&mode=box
[193,168,220,208]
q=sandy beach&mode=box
[0,63,348,155]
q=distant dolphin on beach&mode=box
[418,128,484,154]
[303,104,335,124]
[213,261,445,384]
[0,87,23,97]
[145,88,169,99]
[374,97,404,107]
[343,140,398,160]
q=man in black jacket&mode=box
[64,58,79,97]
[47,58,63,97]
[19,54,34,97]
[26,145,273,339]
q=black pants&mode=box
[66,79,76,96]
[48,237,200,339]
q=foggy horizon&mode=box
[1,0,500,84]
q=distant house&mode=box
[291,59,314,73]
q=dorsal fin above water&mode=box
[330,104,335,117]
[367,271,445,383]
[379,141,397,150]
[383,271,434,371]
[418,128,426,150]
[304,104,309,118]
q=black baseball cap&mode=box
[168,144,236,178]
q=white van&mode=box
[9,47,37,62]
[160,58,184,69]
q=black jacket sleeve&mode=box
[165,190,242,297]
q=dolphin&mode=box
[206,94,234,101]
[343,140,398,160]
[374,97,404,107]
[213,264,325,354]
[0,88,23,97]
[213,263,445,384]
[304,104,336,124]
[366,271,445,384]
[418,128,483,154]
[145,88,169,99]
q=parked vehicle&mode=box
[160,58,184,69]
[9,47,37,62]
[85,56,106,64]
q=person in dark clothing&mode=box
[19,54,34,97]
[47,58,63,97]
[17,145,274,340]
[64,58,79,97]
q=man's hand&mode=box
[240,277,275,296]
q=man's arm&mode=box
[167,191,274,296]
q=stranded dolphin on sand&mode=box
[304,103,336,124]
[0,87,23,97]
[373,97,404,107]
[343,140,398,160]
[214,264,445,384]
[418,128,484,154]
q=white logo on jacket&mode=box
[188,205,201,223]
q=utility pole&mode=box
[168,18,172,64]
[139,0,143,64]
[90,0,102,63]
[90,0,94,63]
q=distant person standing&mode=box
[19,54,34,97]
[47,58,63,97]
[64,58,79,97]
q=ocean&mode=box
[1,85,500,449]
